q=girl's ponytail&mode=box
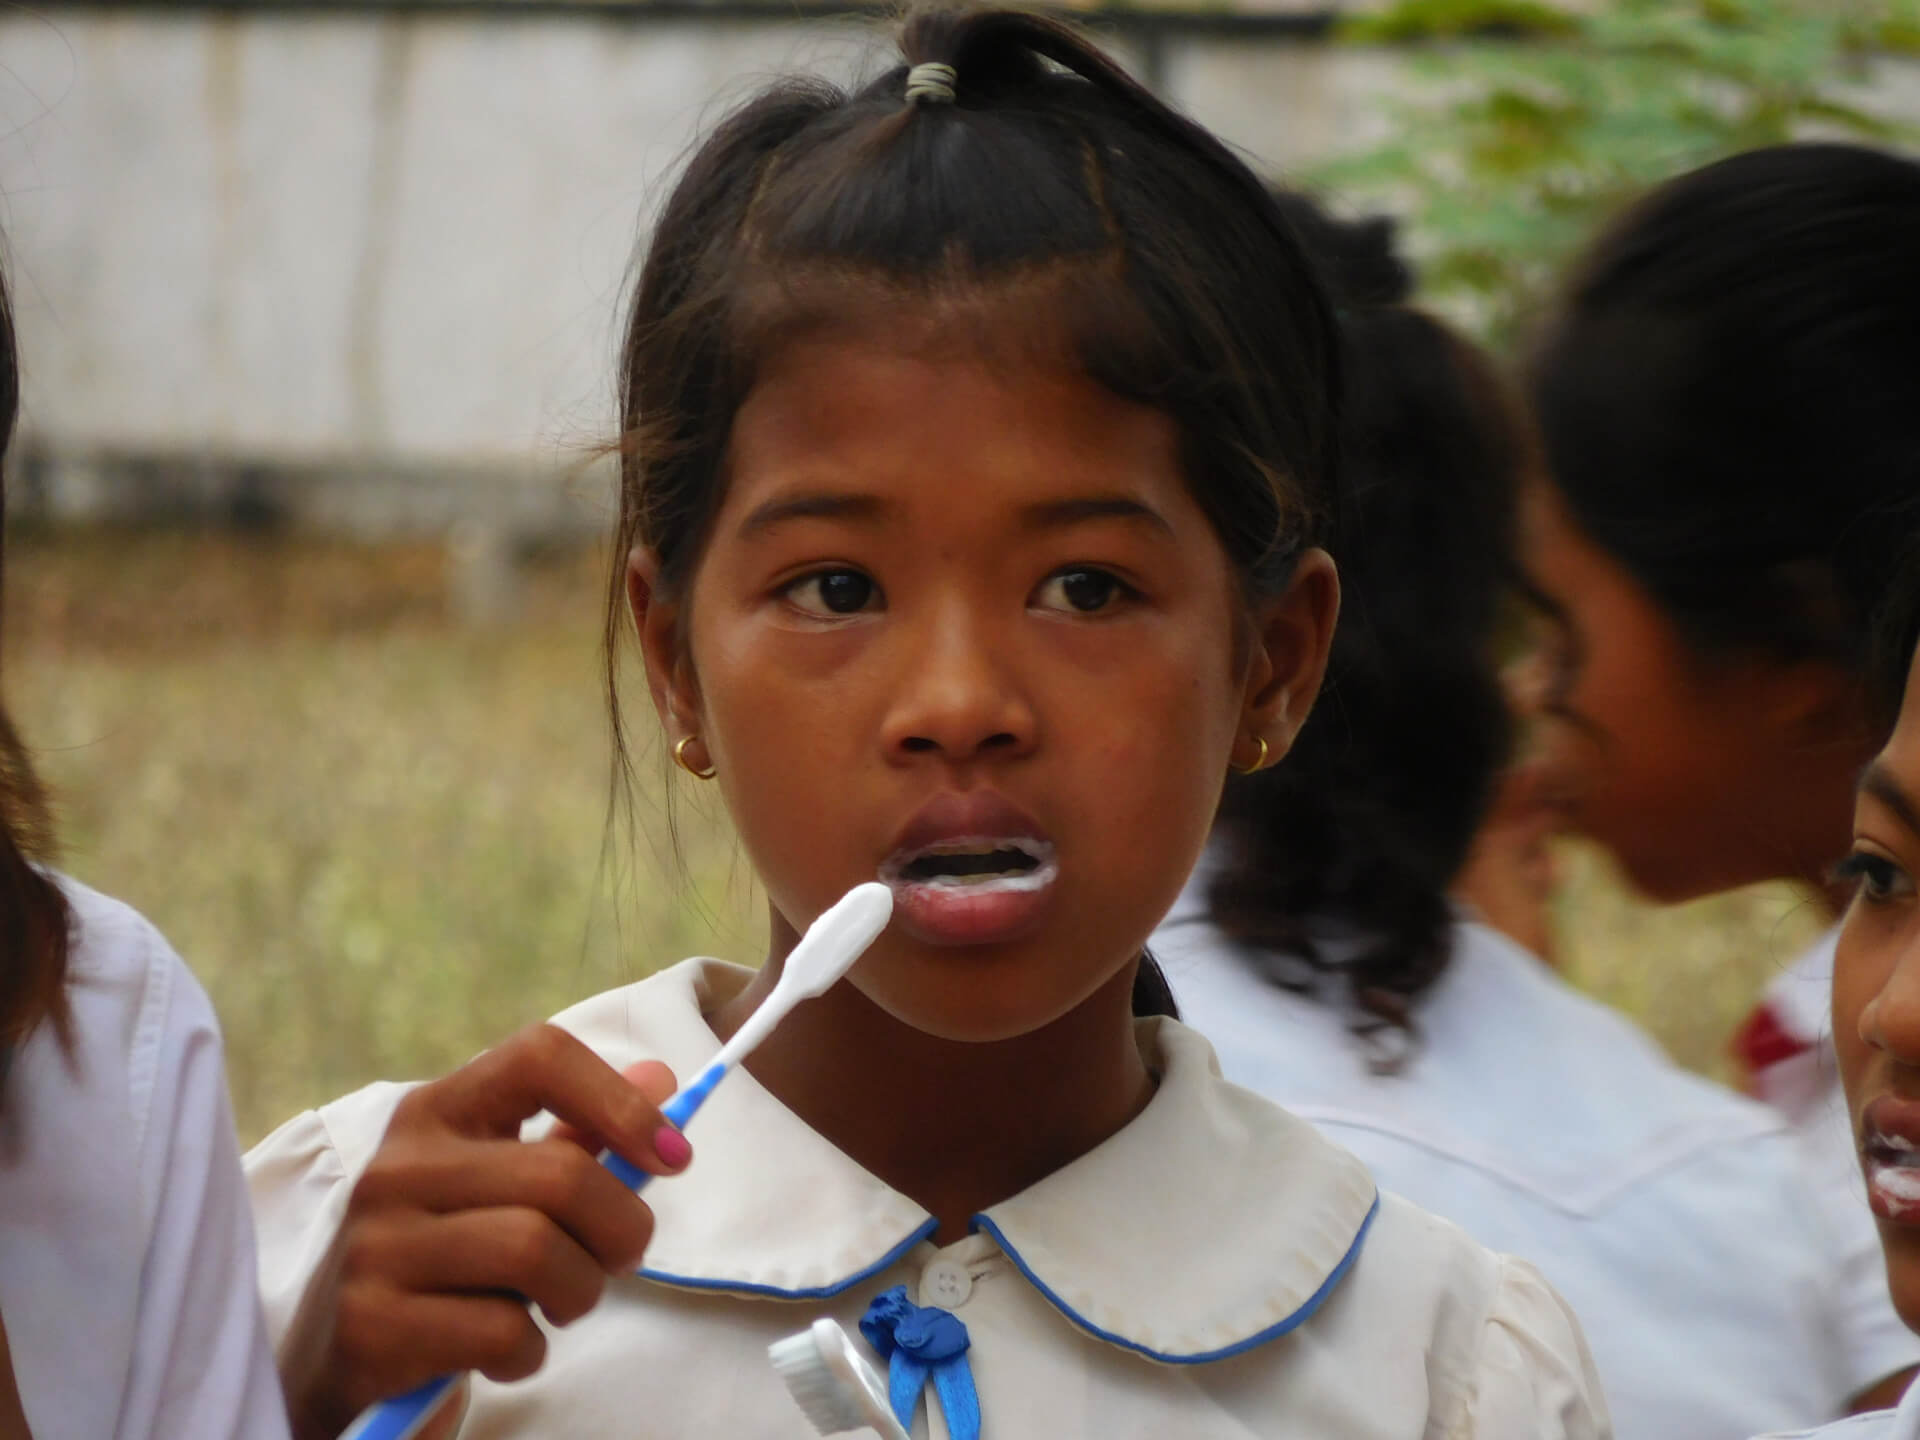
[1132,952,1179,1020]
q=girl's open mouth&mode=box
[880,837,1059,945]
[886,837,1056,890]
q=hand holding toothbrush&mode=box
[288,882,893,1440]
[276,1030,691,1440]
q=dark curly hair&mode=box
[1205,195,1527,1063]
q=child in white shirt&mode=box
[1154,189,1918,1440]
[245,9,1609,1436]
[1517,142,1920,1436]
[0,256,287,1438]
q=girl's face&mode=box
[1835,645,1920,1329]
[632,337,1335,1043]
[1521,479,1858,902]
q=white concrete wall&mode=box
[0,9,902,472]
[0,9,1387,492]
[1,7,1911,526]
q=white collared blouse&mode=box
[1152,898,1919,1440]
[247,958,1610,1438]
[0,878,289,1440]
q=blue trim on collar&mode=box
[969,1189,1381,1365]
[638,1216,940,1300]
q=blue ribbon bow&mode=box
[860,1285,982,1440]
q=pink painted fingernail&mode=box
[653,1125,692,1171]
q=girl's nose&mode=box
[1862,940,1920,1063]
[880,603,1036,765]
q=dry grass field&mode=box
[6,530,1832,1143]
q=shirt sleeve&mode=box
[1457,1255,1612,1440]
[118,952,292,1439]
[245,1078,414,1349]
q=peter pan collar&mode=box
[546,958,1378,1364]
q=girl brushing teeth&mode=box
[247,8,1608,1436]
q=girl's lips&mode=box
[1862,1096,1920,1223]
[886,861,1059,947]
[880,791,1057,947]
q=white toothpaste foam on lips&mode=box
[1866,1121,1920,1215]
[1872,1162,1920,1212]
[881,837,1058,894]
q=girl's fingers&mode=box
[350,1205,615,1328]
[304,1037,687,1428]
[399,1023,685,1178]
[330,1287,551,1406]
[354,1135,658,1274]
[549,1059,679,1156]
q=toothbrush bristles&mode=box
[768,1330,875,1435]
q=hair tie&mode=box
[904,61,958,106]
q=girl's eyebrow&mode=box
[737,492,1174,541]
[1021,496,1174,537]
[1861,762,1920,838]
[737,492,890,540]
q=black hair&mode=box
[1869,543,1920,734]
[0,255,72,1057]
[1207,194,1526,1060]
[605,6,1342,1020]
[1529,143,1920,673]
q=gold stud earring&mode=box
[1230,734,1270,775]
[672,735,717,780]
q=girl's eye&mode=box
[784,570,879,617]
[1835,850,1916,905]
[1034,568,1131,615]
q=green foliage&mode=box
[1320,0,1920,344]
[1342,0,1577,42]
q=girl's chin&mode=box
[851,957,1101,1046]
[1877,1227,1920,1335]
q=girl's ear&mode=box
[1237,547,1339,771]
[1767,657,1871,753]
[627,547,704,746]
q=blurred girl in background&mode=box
[1524,139,1920,1408]
[0,265,289,1431]
[1151,189,1916,1439]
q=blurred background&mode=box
[0,0,1910,1141]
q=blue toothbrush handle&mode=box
[341,1061,727,1436]
[341,1376,456,1440]
[598,1061,720,1188]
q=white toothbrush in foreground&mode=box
[343,882,896,1440]
[771,1318,912,1440]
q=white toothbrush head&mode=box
[715,882,893,1068]
[779,882,894,1001]
[768,1318,909,1440]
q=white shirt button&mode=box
[921,1259,973,1308]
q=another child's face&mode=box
[1520,480,1804,902]
[1836,644,1920,1329]
[646,337,1320,1042]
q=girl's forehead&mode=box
[725,336,1185,500]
